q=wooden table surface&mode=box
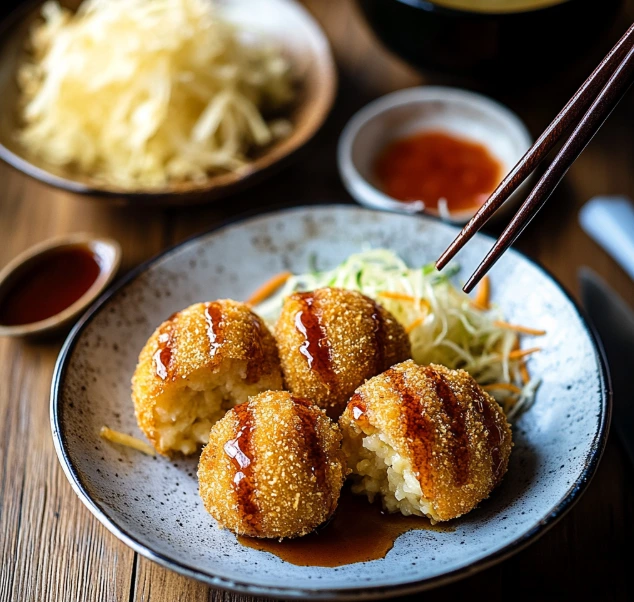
[1,1,634,601]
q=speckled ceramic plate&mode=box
[51,205,610,600]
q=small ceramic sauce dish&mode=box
[0,234,121,338]
[337,86,533,224]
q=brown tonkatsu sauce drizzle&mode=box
[204,302,225,358]
[244,314,265,384]
[422,366,470,486]
[293,292,336,387]
[471,383,506,485]
[369,299,387,374]
[386,368,436,495]
[349,392,370,428]
[290,396,332,509]
[238,487,452,567]
[153,319,176,380]
[224,403,260,532]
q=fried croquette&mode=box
[198,391,347,539]
[339,360,512,522]
[276,288,411,417]
[132,300,283,456]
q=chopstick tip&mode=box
[435,248,453,271]
[462,274,479,294]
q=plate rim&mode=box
[50,204,612,600]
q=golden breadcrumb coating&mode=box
[276,288,411,418]
[132,300,283,456]
[198,391,347,539]
[339,360,512,522]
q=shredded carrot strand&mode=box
[519,361,531,385]
[245,271,292,306]
[473,276,490,310]
[378,291,431,311]
[508,347,541,360]
[483,383,522,394]
[100,427,155,456]
[406,317,425,334]
[494,320,546,336]
[378,291,416,301]
[510,337,531,384]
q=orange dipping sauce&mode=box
[374,131,503,214]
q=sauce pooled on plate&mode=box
[374,131,502,214]
[238,487,452,567]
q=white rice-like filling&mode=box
[153,359,279,454]
[349,431,440,522]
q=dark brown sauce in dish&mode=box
[238,488,451,567]
[374,131,502,214]
[293,292,336,386]
[224,403,260,533]
[0,246,101,326]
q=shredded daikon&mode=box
[100,426,156,456]
[255,249,543,418]
[17,0,295,188]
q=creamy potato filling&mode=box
[152,359,279,454]
[346,430,440,522]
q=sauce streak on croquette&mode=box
[205,300,268,385]
[291,397,333,510]
[204,302,225,358]
[349,393,370,428]
[223,403,260,532]
[369,299,387,375]
[153,320,176,380]
[469,381,506,486]
[386,368,437,496]
[422,366,470,486]
[244,314,266,384]
[292,292,336,388]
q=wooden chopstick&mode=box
[436,22,634,275]
[460,40,634,293]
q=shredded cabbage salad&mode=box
[256,249,541,420]
[17,0,294,187]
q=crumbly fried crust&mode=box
[276,288,411,418]
[198,391,347,539]
[132,300,283,455]
[340,360,512,521]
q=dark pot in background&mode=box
[357,0,624,80]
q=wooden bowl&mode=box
[0,0,336,205]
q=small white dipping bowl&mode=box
[337,86,533,224]
[0,234,121,338]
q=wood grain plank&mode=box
[2,0,634,601]
[0,164,165,602]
